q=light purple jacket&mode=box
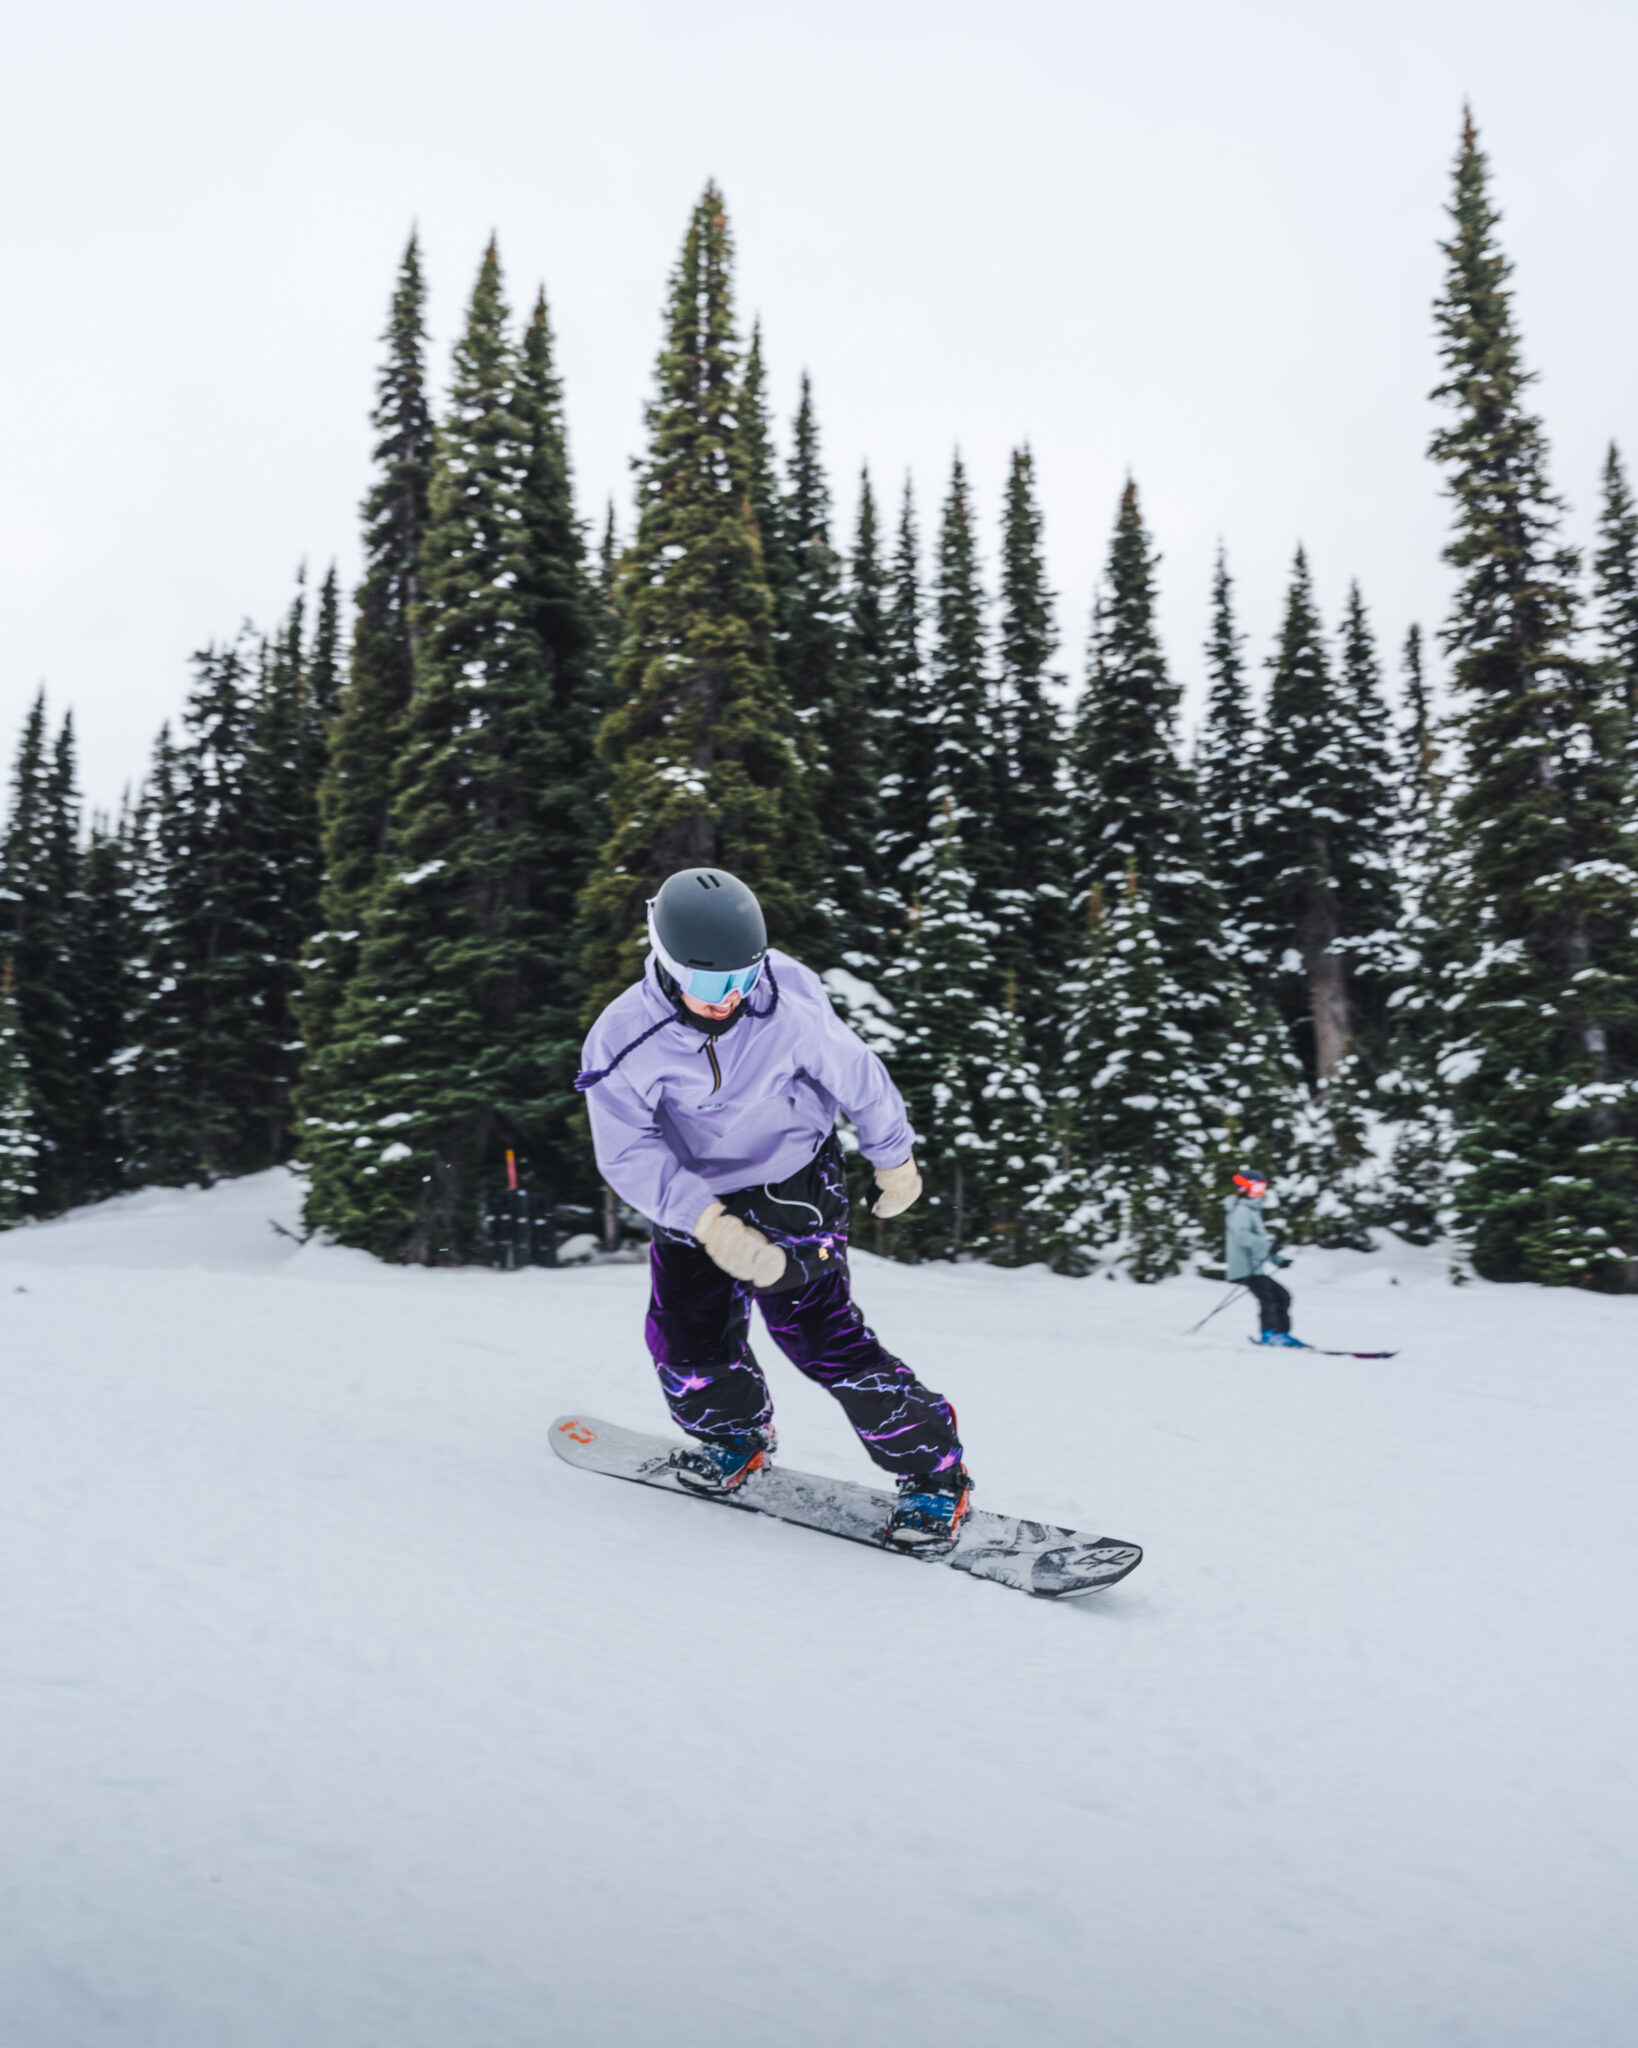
[577,950,916,1233]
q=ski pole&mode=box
[1184,1287,1240,1337]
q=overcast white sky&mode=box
[3,0,1635,813]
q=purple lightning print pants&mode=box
[644,1138,962,1478]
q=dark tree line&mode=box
[3,114,1635,1287]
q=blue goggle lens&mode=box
[682,961,763,1003]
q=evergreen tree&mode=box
[0,960,39,1224]
[308,564,343,726]
[922,456,1006,961]
[739,320,795,644]
[994,446,1074,1039]
[516,282,605,1016]
[1245,550,1357,1082]
[304,234,434,1065]
[1593,442,1638,784]
[1332,582,1404,1052]
[840,466,893,982]
[303,240,578,1260]
[876,480,934,916]
[1399,622,1435,821]
[786,377,880,972]
[887,799,999,1257]
[1197,546,1257,912]
[581,186,822,1009]
[123,639,280,1182]
[974,981,1055,1265]
[0,694,81,1210]
[1035,868,1216,1280]
[1429,111,1638,1287]
[1071,480,1227,1026]
[73,810,136,1199]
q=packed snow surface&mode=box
[3,1174,1635,2048]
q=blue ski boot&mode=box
[886,1465,974,1551]
[672,1429,774,1496]
[1256,1329,1307,1348]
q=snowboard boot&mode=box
[1256,1329,1306,1348]
[672,1430,774,1496]
[885,1464,974,1551]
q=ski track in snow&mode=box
[1,1172,1635,2048]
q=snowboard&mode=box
[550,1415,1143,1601]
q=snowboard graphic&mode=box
[551,1414,1143,1601]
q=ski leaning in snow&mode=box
[1247,1337,1400,1359]
[551,1416,1143,1601]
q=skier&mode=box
[1225,1167,1301,1347]
[575,866,973,1549]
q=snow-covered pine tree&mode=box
[1070,480,1228,1033]
[248,583,321,1163]
[1332,583,1404,1057]
[0,960,39,1225]
[1244,549,1357,1081]
[302,240,579,1261]
[995,447,1074,1051]
[72,809,135,1200]
[922,456,1006,986]
[837,465,893,991]
[581,188,823,1011]
[0,696,85,1210]
[1430,112,1638,1289]
[514,283,605,1146]
[123,637,281,1182]
[1196,546,1258,922]
[876,480,935,928]
[739,320,795,651]
[1376,626,1463,1244]
[1593,443,1638,794]
[886,798,1000,1259]
[304,234,434,1066]
[973,979,1055,1265]
[785,375,880,973]
[1037,866,1216,1281]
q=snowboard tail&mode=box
[550,1416,1142,1601]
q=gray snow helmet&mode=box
[649,868,768,1002]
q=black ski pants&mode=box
[1238,1273,1291,1334]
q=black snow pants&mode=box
[1238,1273,1291,1334]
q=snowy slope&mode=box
[2,1174,1635,2048]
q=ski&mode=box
[550,1414,1143,1601]
[1249,1337,1399,1359]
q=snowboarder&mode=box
[576,867,973,1549]
[1225,1168,1301,1347]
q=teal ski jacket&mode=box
[1224,1193,1274,1281]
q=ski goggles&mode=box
[1232,1174,1268,1198]
[647,911,765,1004]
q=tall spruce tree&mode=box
[994,447,1074,1037]
[1197,546,1258,912]
[1332,582,1404,1052]
[74,810,135,1199]
[922,456,1006,957]
[1071,480,1227,1026]
[1430,111,1638,1287]
[304,234,434,1065]
[840,466,893,983]
[0,960,39,1224]
[1593,443,1638,782]
[1,695,83,1209]
[876,480,935,917]
[782,374,862,966]
[123,638,281,1182]
[303,240,578,1260]
[1245,550,1357,1081]
[516,282,605,1041]
[581,186,822,1009]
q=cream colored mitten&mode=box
[694,1201,788,1288]
[872,1157,923,1219]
